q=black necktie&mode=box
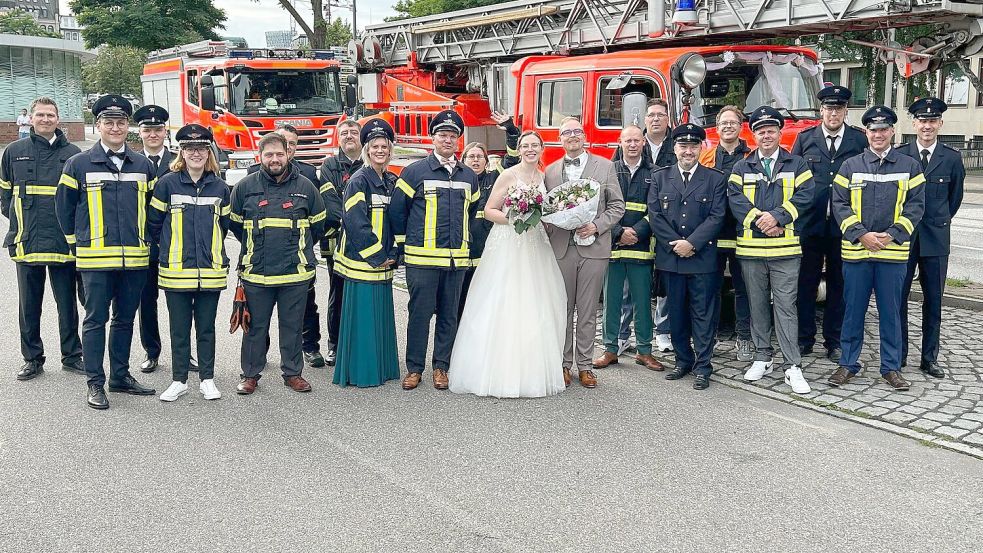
[564,157,581,167]
[682,171,691,186]
[920,149,930,169]
[828,135,837,158]
[149,155,161,172]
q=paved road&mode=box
[0,234,982,552]
[949,184,983,281]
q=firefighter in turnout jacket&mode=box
[390,109,480,391]
[56,94,158,409]
[0,97,83,381]
[727,106,816,395]
[648,124,727,390]
[318,119,359,367]
[593,125,663,372]
[229,132,326,395]
[899,97,965,379]
[828,106,926,392]
[790,86,869,363]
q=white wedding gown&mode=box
[449,186,567,398]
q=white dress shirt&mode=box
[563,151,589,182]
[103,143,125,170]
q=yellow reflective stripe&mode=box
[296,219,308,275]
[253,218,309,229]
[794,170,812,188]
[12,252,75,263]
[23,185,57,195]
[241,269,315,285]
[462,191,471,251]
[345,191,365,211]
[625,202,647,212]
[395,178,415,197]
[851,186,862,224]
[736,245,802,257]
[64,234,76,245]
[371,207,384,241]
[840,215,860,233]
[211,210,223,271]
[781,200,799,221]
[0,178,11,190]
[403,245,471,258]
[833,174,850,188]
[717,239,737,249]
[476,210,485,219]
[394,234,406,244]
[728,174,742,185]
[221,204,231,216]
[319,182,336,194]
[159,266,229,278]
[424,192,438,248]
[743,208,761,229]
[908,173,925,189]
[359,241,383,258]
[137,185,147,244]
[333,251,393,282]
[87,185,104,249]
[169,209,183,270]
[150,197,168,211]
[893,181,906,229]
[841,240,910,261]
[310,210,326,224]
[230,212,243,223]
[59,174,78,189]
[610,249,655,260]
[13,192,24,258]
[897,216,914,235]
[243,225,254,267]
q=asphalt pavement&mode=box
[948,176,983,281]
[0,233,982,552]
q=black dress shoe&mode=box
[799,344,814,356]
[87,384,109,410]
[325,349,336,366]
[16,360,43,381]
[304,350,326,368]
[62,360,85,375]
[189,357,199,372]
[826,347,842,363]
[920,361,945,379]
[139,357,159,373]
[665,367,691,381]
[693,374,710,390]
[108,374,156,395]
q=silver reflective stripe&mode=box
[775,172,795,181]
[852,173,912,183]
[170,194,223,207]
[370,194,391,206]
[85,172,117,183]
[85,172,151,183]
[119,173,150,181]
[423,179,471,191]
[742,173,764,183]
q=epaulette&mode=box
[704,166,725,175]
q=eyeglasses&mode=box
[646,113,668,120]
[182,147,209,155]
[560,128,585,137]
[100,119,129,129]
[718,121,741,128]
[464,154,486,161]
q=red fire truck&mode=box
[143,40,357,183]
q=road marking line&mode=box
[757,407,834,433]
[952,244,983,252]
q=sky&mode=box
[60,0,400,49]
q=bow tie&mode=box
[108,150,125,161]
[564,157,581,167]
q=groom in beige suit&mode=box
[545,117,625,388]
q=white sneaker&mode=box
[784,366,812,394]
[160,381,188,402]
[617,338,633,356]
[743,360,773,381]
[655,334,673,353]
[200,379,222,400]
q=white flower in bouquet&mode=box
[542,178,602,245]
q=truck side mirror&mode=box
[621,92,648,128]
[345,74,358,109]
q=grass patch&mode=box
[946,277,972,288]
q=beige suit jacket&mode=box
[544,153,625,260]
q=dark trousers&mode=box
[80,270,148,387]
[241,282,307,379]
[840,261,906,375]
[405,267,465,374]
[16,263,82,365]
[302,276,321,353]
[325,256,344,351]
[901,252,947,366]
[664,271,720,376]
[797,235,844,350]
[715,248,751,340]
[138,261,162,359]
[458,266,476,320]
[165,291,220,382]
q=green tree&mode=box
[70,0,226,51]
[259,0,329,49]
[391,0,497,19]
[81,45,146,97]
[325,17,353,47]
[0,8,61,37]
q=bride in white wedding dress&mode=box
[449,131,567,398]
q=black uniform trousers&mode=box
[16,263,83,365]
[457,267,476,320]
[405,267,465,374]
[302,276,321,353]
[241,282,307,380]
[165,290,220,382]
[901,240,947,367]
[325,256,344,351]
[797,235,844,351]
[80,270,148,387]
[138,260,162,359]
[663,271,720,377]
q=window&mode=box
[536,79,583,128]
[187,70,199,106]
[823,68,842,86]
[977,59,983,107]
[596,76,660,128]
[848,68,867,107]
[940,64,970,106]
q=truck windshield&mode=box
[682,51,822,127]
[228,70,342,116]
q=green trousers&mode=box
[603,261,654,354]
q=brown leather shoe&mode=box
[402,372,422,390]
[827,367,855,387]
[636,353,665,371]
[284,375,312,392]
[236,376,258,395]
[592,352,618,368]
[579,369,597,388]
[883,371,911,391]
[433,368,449,390]
[562,367,571,388]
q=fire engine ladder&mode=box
[358,0,983,76]
[147,40,229,62]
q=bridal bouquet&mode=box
[504,181,545,234]
[542,178,601,245]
